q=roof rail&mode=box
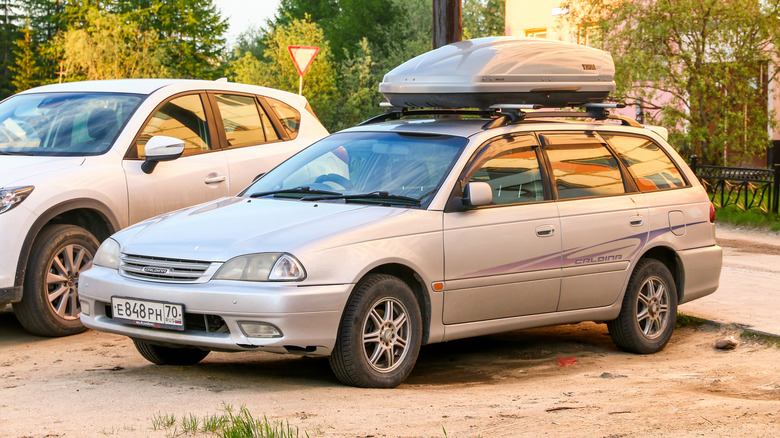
[360,102,642,129]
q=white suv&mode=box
[78,38,722,388]
[0,79,327,337]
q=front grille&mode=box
[120,253,217,283]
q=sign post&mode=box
[287,45,320,95]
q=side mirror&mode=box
[141,136,185,174]
[463,181,493,207]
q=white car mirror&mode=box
[141,136,185,174]
[463,181,492,207]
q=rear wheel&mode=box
[329,274,422,388]
[13,224,99,337]
[133,339,210,365]
[608,259,678,354]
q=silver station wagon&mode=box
[79,38,722,388]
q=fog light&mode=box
[239,322,282,338]
[80,300,91,316]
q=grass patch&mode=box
[676,313,709,328]
[740,331,780,348]
[151,404,309,438]
[715,206,780,232]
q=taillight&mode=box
[709,202,716,223]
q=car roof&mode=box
[16,79,307,104]
[17,79,191,95]
[342,118,491,137]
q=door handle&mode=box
[204,175,226,184]
[535,225,555,237]
[629,216,644,227]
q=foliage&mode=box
[9,21,41,92]
[714,206,780,232]
[0,0,21,97]
[560,0,780,166]
[463,0,506,39]
[330,38,383,131]
[50,7,169,81]
[229,16,338,128]
[151,404,307,438]
[272,0,403,63]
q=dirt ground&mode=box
[1,307,778,438]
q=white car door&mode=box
[208,92,314,193]
[123,92,229,225]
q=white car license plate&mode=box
[111,297,184,331]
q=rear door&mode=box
[443,134,562,324]
[539,131,649,311]
[208,92,312,193]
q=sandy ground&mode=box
[1,311,778,438]
[1,228,779,438]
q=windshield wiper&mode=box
[0,150,34,156]
[302,191,422,207]
[249,186,342,198]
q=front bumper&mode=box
[0,205,36,298]
[79,266,353,355]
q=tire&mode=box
[608,259,678,354]
[329,274,422,388]
[13,224,99,337]
[133,339,210,365]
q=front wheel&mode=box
[13,224,99,337]
[133,339,210,365]
[608,259,678,354]
[329,274,422,388]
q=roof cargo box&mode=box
[379,37,616,109]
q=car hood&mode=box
[119,197,415,262]
[0,156,86,187]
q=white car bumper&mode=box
[0,206,36,302]
[79,265,352,355]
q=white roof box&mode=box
[379,37,616,109]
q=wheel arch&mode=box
[13,198,120,292]
[357,263,432,345]
[636,245,684,303]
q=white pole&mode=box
[298,75,303,95]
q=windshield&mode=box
[244,131,468,208]
[0,92,143,156]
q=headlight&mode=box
[93,238,120,269]
[0,186,34,214]
[213,253,306,282]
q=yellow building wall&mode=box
[505,0,568,40]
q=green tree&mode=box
[51,7,169,81]
[270,0,402,63]
[463,0,506,39]
[331,38,383,131]
[0,0,21,97]
[9,20,40,92]
[563,0,780,166]
[230,16,339,129]
[110,0,228,79]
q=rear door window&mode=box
[214,94,279,147]
[541,132,626,200]
[602,133,687,191]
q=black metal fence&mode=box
[690,155,780,214]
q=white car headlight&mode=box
[93,238,120,269]
[0,186,34,214]
[214,253,306,282]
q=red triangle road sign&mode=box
[288,45,320,77]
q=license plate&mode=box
[111,297,184,331]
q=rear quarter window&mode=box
[603,133,687,191]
